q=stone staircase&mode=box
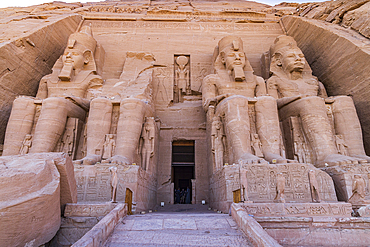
[103,206,252,246]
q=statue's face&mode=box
[221,47,246,71]
[62,48,85,70]
[280,48,305,73]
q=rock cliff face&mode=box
[298,0,370,39]
[0,154,61,247]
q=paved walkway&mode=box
[104,206,252,246]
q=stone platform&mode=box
[103,212,252,247]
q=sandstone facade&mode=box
[1,0,370,246]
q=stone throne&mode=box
[205,35,352,216]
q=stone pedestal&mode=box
[322,163,370,202]
[74,163,156,213]
[210,162,338,213]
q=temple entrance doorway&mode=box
[172,140,195,204]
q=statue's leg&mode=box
[280,96,359,167]
[255,96,286,163]
[82,97,112,165]
[145,149,151,171]
[3,97,36,155]
[217,96,263,164]
[332,96,369,162]
[30,97,85,153]
[110,98,146,165]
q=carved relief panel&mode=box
[173,55,191,103]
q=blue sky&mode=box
[0,0,325,9]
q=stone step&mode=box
[103,212,252,246]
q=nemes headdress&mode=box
[67,25,97,53]
[212,36,254,77]
[218,36,243,52]
[270,35,298,57]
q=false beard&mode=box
[59,62,73,81]
[233,65,245,82]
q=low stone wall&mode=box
[259,216,370,246]
[72,203,127,247]
[230,203,282,247]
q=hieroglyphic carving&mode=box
[247,163,337,202]
[241,202,352,217]
[193,65,212,92]
[153,67,171,105]
[90,6,144,14]
[74,163,156,212]
[321,163,370,202]
[87,21,282,33]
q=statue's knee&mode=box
[12,96,35,110]
[332,96,355,111]
[42,97,67,108]
[300,96,326,110]
[256,95,277,107]
[91,97,112,110]
[120,98,146,111]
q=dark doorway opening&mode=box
[172,140,194,204]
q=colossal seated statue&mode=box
[267,35,370,167]
[79,51,156,167]
[3,26,103,156]
[202,36,285,166]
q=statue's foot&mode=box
[108,155,131,165]
[264,152,287,164]
[350,155,370,164]
[238,153,268,165]
[317,154,359,167]
[73,154,101,165]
